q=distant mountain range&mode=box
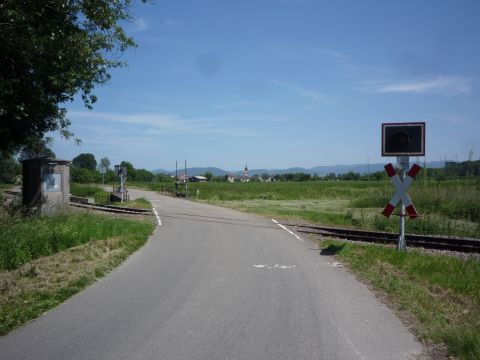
[152,161,444,177]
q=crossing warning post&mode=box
[381,122,425,250]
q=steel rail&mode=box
[70,202,153,215]
[3,191,152,215]
[284,223,480,253]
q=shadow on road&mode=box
[320,243,345,256]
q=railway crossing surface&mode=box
[0,189,424,360]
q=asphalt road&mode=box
[0,189,424,359]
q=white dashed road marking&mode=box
[272,219,303,241]
[152,208,162,226]
[253,264,296,269]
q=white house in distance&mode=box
[189,175,208,183]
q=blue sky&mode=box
[51,0,480,171]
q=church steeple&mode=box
[243,163,249,178]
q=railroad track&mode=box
[284,223,480,253]
[3,190,152,216]
[70,202,153,215]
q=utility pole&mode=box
[175,161,178,196]
[367,156,370,180]
[185,159,188,198]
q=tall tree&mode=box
[18,137,56,161]
[120,160,135,179]
[98,157,111,172]
[135,169,154,182]
[0,0,144,155]
[72,153,97,171]
[204,171,213,181]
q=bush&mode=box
[70,166,101,183]
[0,156,21,183]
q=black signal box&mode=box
[382,122,425,156]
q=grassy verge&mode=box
[116,197,152,209]
[0,212,155,270]
[321,239,480,360]
[0,211,155,335]
[70,183,111,205]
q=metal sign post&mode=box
[114,165,127,203]
[397,156,409,250]
[120,172,125,203]
[100,166,105,185]
[184,159,188,198]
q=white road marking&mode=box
[152,207,162,226]
[272,219,303,241]
[326,262,343,268]
[253,264,296,269]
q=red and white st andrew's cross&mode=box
[382,163,421,219]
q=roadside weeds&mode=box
[0,218,154,335]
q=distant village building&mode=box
[240,164,250,182]
[189,175,208,183]
[227,164,251,182]
[178,173,188,182]
[258,175,274,182]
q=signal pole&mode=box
[397,157,409,251]
[185,159,188,198]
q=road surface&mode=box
[0,189,424,359]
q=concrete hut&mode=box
[21,157,71,215]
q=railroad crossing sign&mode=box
[381,122,426,250]
[382,163,421,219]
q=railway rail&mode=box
[70,202,152,215]
[3,190,152,215]
[284,223,480,253]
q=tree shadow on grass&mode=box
[320,243,345,256]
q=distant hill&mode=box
[152,161,444,177]
[150,168,170,174]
